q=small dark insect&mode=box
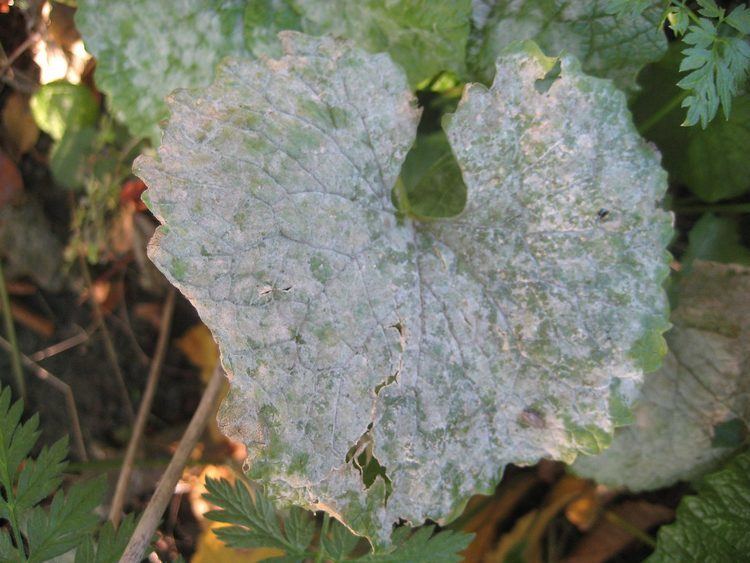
[518,408,546,429]
[597,208,610,220]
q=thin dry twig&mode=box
[0,31,42,75]
[109,288,176,526]
[78,253,135,423]
[120,363,225,562]
[0,335,88,461]
[30,326,91,362]
[111,302,150,366]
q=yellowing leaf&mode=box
[177,323,220,384]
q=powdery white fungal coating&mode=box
[136,33,671,543]
[574,261,750,491]
[470,0,667,90]
[76,0,244,143]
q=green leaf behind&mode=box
[647,449,750,562]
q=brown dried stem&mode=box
[0,335,88,461]
[120,363,225,562]
[78,253,135,423]
[109,288,176,527]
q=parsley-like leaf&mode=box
[75,513,140,563]
[0,385,109,561]
[204,477,473,561]
[608,0,750,127]
[25,477,106,562]
[204,477,301,555]
[363,526,473,562]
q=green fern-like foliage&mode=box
[74,514,139,563]
[203,477,474,562]
[0,385,126,562]
[610,0,750,127]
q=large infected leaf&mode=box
[469,0,667,90]
[573,262,750,491]
[136,34,671,543]
[294,0,472,87]
[75,0,245,143]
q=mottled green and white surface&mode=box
[76,0,244,143]
[574,261,750,491]
[470,0,667,89]
[136,33,671,542]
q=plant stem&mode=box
[0,261,26,403]
[0,335,88,461]
[604,510,657,549]
[120,362,225,562]
[638,91,689,135]
[78,253,135,424]
[109,288,176,527]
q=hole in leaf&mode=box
[393,129,467,220]
[374,322,406,395]
[346,426,393,501]
[534,59,562,94]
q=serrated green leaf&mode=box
[25,476,105,562]
[0,388,38,546]
[204,478,292,553]
[284,507,315,553]
[212,525,289,552]
[574,261,750,491]
[294,0,472,87]
[646,449,750,562]
[0,389,37,492]
[75,0,246,143]
[321,518,360,560]
[696,0,723,19]
[633,45,750,201]
[14,437,68,514]
[137,34,670,542]
[30,81,99,141]
[469,0,667,90]
[0,532,21,560]
[78,513,139,563]
[364,526,473,562]
[678,19,750,127]
[726,4,750,35]
[75,535,96,563]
